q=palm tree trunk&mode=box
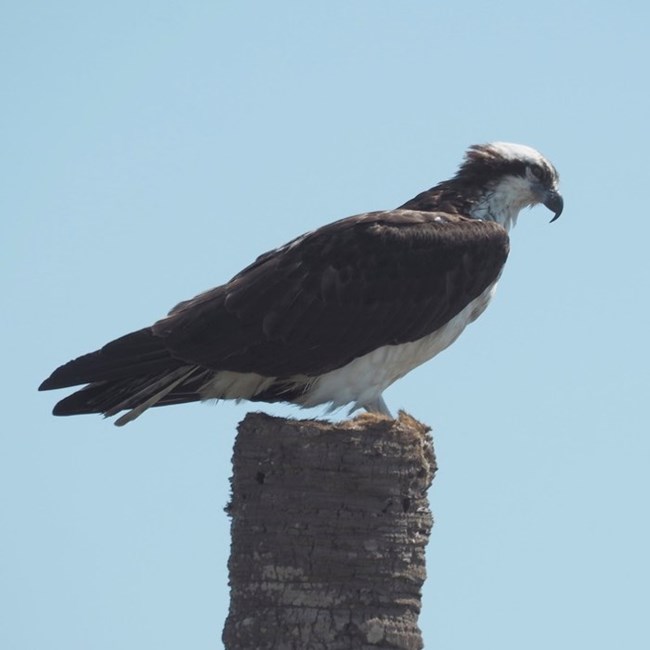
[223,411,436,649]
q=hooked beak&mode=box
[543,189,564,223]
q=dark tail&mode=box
[39,328,210,425]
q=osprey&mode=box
[40,142,563,426]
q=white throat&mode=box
[470,175,537,232]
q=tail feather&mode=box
[41,326,305,424]
[51,382,124,416]
[40,326,215,425]
[112,367,199,426]
[103,367,195,417]
[50,366,209,425]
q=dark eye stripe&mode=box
[532,164,554,184]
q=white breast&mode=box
[301,281,499,413]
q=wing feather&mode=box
[152,210,509,376]
[40,209,509,421]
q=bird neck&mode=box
[398,176,532,233]
[469,175,537,232]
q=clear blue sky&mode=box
[3,2,649,648]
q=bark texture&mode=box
[223,411,436,650]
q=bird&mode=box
[39,142,563,426]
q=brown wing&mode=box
[152,210,509,377]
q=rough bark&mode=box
[223,411,436,650]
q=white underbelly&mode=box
[301,281,498,410]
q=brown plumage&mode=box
[39,142,562,424]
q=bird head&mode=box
[458,142,563,230]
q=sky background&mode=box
[3,1,649,648]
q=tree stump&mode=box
[223,411,436,650]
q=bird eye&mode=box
[527,166,545,183]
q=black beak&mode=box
[543,190,564,223]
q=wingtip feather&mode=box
[39,372,63,392]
